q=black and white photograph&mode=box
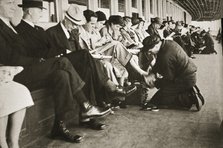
[0,0,222,147]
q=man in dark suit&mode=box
[0,0,110,143]
[141,35,203,111]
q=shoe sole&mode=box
[141,107,159,112]
[51,134,83,143]
[151,108,159,112]
[194,96,203,111]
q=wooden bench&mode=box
[19,89,54,147]
[18,87,81,147]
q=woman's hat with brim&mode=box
[153,17,162,25]
[18,0,46,9]
[96,11,107,22]
[64,4,86,25]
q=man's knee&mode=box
[51,70,69,84]
[56,57,74,70]
[57,57,71,65]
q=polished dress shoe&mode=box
[51,121,83,143]
[80,119,107,130]
[82,106,111,119]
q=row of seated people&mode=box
[149,18,217,56]
[0,1,150,147]
[0,0,205,147]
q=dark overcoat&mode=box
[151,40,197,108]
[0,19,85,120]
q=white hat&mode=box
[64,4,86,25]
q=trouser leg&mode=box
[14,57,85,121]
[65,51,110,105]
[50,70,78,121]
[65,51,97,105]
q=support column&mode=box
[87,0,98,11]
[110,0,119,15]
[125,0,132,17]
[144,0,150,21]
[56,0,63,21]
[60,0,69,21]
[137,0,143,17]
[163,0,167,19]
[159,0,162,18]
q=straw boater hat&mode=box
[64,4,86,25]
[18,0,46,9]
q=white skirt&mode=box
[0,81,34,117]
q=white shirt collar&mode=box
[60,22,70,39]
[0,17,17,33]
[0,16,10,26]
[23,19,35,28]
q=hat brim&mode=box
[65,12,86,25]
[18,4,46,9]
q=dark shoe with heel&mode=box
[111,99,127,109]
[51,121,83,143]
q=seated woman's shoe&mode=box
[80,119,107,130]
[141,103,159,112]
[111,99,127,109]
[51,121,83,143]
[119,101,127,109]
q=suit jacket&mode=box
[0,19,39,66]
[152,40,197,82]
[15,20,50,58]
[46,23,81,57]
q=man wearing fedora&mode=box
[0,0,112,143]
